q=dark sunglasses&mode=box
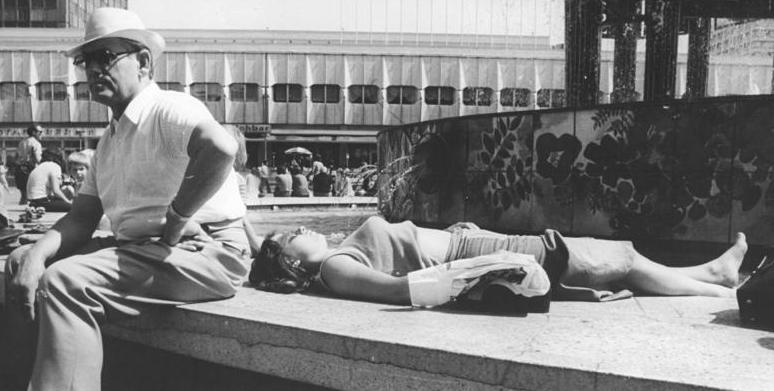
[73,48,139,69]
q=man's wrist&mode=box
[167,201,192,221]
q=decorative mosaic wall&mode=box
[377,97,774,246]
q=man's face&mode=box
[74,38,144,107]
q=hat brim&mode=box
[66,29,165,59]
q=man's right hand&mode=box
[7,252,46,322]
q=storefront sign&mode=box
[236,124,271,136]
[0,127,104,139]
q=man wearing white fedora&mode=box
[2,8,250,391]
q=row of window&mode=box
[0,81,567,108]
[1,0,61,27]
[181,83,568,107]
[2,0,60,10]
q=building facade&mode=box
[0,28,771,169]
[0,0,126,28]
[711,19,774,57]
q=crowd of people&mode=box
[245,154,373,199]
[0,8,753,391]
[0,124,96,215]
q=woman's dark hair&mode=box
[249,233,315,293]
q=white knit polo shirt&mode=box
[80,83,245,241]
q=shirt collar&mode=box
[121,82,160,125]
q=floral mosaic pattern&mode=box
[378,97,774,245]
[378,122,437,221]
[469,115,534,212]
[570,107,684,238]
[729,101,774,244]
[565,103,767,240]
[378,119,467,225]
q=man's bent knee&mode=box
[37,260,86,301]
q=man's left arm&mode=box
[161,118,237,245]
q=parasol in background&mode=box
[284,146,312,155]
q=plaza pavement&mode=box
[0,190,773,390]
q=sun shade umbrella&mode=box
[284,146,312,155]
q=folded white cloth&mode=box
[407,250,550,308]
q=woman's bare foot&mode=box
[707,232,747,287]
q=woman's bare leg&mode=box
[621,235,747,298]
[668,233,747,287]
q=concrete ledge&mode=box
[2,260,773,390]
[98,287,773,391]
[245,196,377,210]
[1,203,773,390]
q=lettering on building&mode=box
[0,127,105,139]
[236,124,271,137]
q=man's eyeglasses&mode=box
[73,48,139,69]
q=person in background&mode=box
[311,153,324,177]
[273,164,292,197]
[300,155,313,176]
[290,164,310,197]
[333,168,354,197]
[14,124,44,204]
[61,149,95,199]
[253,160,270,197]
[227,127,249,202]
[312,166,332,197]
[25,153,72,212]
[2,8,249,390]
[0,161,10,207]
[224,125,265,256]
[62,149,112,233]
[289,158,301,176]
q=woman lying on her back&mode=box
[250,216,747,309]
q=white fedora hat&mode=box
[66,8,165,59]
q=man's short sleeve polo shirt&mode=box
[79,83,245,241]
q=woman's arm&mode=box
[242,216,264,257]
[320,255,410,305]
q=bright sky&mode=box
[128,0,560,36]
